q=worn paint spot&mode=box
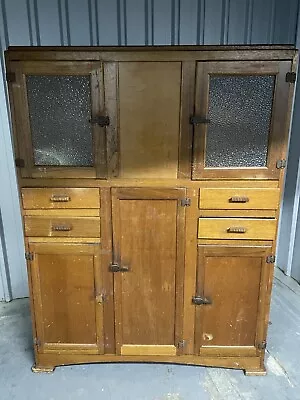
[155,394,182,400]
[203,333,213,341]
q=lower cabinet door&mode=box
[111,188,186,356]
[195,244,272,357]
[28,242,104,354]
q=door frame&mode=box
[195,243,272,357]
[8,60,106,179]
[192,61,292,179]
[28,241,104,354]
[111,187,187,356]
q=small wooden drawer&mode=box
[24,216,100,237]
[199,188,280,210]
[22,188,100,209]
[198,218,276,240]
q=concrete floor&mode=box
[1,268,300,400]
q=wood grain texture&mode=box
[195,245,271,355]
[120,345,176,356]
[22,188,100,209]
[112,188,186,355]
[29,242,104,354]
[199,188,280,210]
[198,218,277,240]
[118,62,181,178]
[24,216,100,238]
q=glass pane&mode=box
[205,75,275,168]
[26,75,93,166]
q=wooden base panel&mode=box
[34,354,262,374]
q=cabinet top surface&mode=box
[6,45,297,62]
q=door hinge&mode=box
[266,255,276,264]
[89,116,110,127]
[33,337,41,347]
[177,340,186,349]
[25,252,34,261]
[276,159,286,169]
[15,158,25,168]
[6,72,16,83]
[258,340,267,350]
[286,72,296,83]
[190,115,211,125]
[180,198,191,207]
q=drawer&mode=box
[199,188,280,210]
[198,218,276,240]
[24,216,100,237]
[22,188,100,209]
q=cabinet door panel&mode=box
[112,188,186,356]
[29,242,104,354]
[9,61,106,179]
[118,62,181,178]
[195,245,272,356]
[192,61,291,179]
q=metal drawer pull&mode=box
[50,195,71,202]
[52,225,72,232]
[192,295,212,305]
[227,227,247,234]
[229,196,249,203]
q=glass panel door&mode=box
[11,61,106,179]
[192,61,292,179]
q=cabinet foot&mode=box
[244,368,267,376]
[31,364,56,373]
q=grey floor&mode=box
[1,268,300,400]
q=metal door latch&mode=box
[192,295,212,305]
[109,263,130,272]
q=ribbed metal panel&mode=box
[0,0,299,298]
[0,0,298,47]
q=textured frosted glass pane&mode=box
[205,75,275,168]
[26,75,93,166]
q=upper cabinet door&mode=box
[110,61,182,179]
[8,61,107,179]
[192,61,292,179]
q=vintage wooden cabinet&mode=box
[5,45,297,375]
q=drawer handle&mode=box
[229,196,249,203]
[50,195,71,202]
[227,227,247,234]
[192,295,212,305]
[51,225,72,232]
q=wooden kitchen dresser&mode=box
[5,45,297,375]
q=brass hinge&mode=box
[258,340,267,350]
[266,255,275,264]
[15,158,25,168]
[180,198,191,207]
[177,340,186,349]
[33,337,41,347]
[286,72,296,83]
[276,159,286,169]
[25,252,34,261]
[6,72,16,83]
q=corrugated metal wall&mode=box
[0,0,299,299]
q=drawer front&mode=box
[24,217,100,237]
[199,188,280,210]
[198,218,276,240]
[22,188,100,209]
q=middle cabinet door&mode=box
[111,188,186,356]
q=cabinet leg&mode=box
[244,368,267,376]
[31,364,56,373]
